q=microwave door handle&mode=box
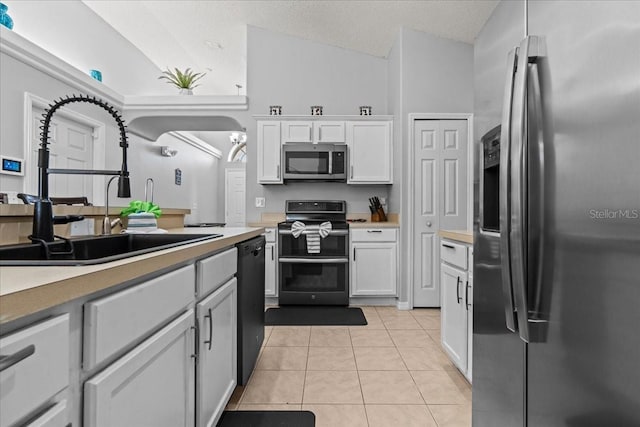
[329,151,333,175]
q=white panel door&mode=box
[413,119,468,307]
[30,107,95,200]
[197,278,237,427]
[346,121,393,183]
[439,120,468,230]
[256,121,282,183]
[225,169,246,226]
[84,310,195,427]
[413,120,440,307]
[440,263,468,373]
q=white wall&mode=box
[3,0,172,95]
[245,25,390,221]
[386,27,474,304]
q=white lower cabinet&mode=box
[441,263,468,370]
[440,239,473,382]
[196,278,237,427]
[84,310,195,427]
[350,228,398,296]
[0,314,69,427]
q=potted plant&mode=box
[158,68,206,95]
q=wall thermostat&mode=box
[1,156,24,176]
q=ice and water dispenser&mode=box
[481,125,501,232]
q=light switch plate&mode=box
[255,197,265,208]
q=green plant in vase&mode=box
[158,68,206,95]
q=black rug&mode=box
[217,410,315,427]
[265,306,367,326]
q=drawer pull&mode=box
[367,230,383,233]
[442,244,455,249]
[0,344,35,372]
[465,280,471,311]
[204,308,213,351]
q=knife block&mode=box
[371,207,387,222]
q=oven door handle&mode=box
[278,229,349,236]
[278,257,349,264]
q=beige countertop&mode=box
[0,204,190,217]
[248,213,400,229]
[439,229,474,244]
[0,227,263,324]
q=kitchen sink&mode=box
[0,233,223,266]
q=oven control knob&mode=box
[311,294,316,300]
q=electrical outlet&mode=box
[70,218,95,236]
[255,197,265,208]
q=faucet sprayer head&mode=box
[117,175,131,198]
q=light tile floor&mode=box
[226,306,472,427]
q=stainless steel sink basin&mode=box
[0,233,223,266]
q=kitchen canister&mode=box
[269,105,282,115]
[359,106,372,116]
[311,105,323,116]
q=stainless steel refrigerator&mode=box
[473,1,640,426]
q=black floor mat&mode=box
[217,410,315,427]
[265,306,367,326]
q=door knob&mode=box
[426,221,432,227]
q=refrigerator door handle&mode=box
[499,47,519,332]
[511,35,546,343]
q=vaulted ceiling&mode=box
[84,0,498,95]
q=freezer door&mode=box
[473,1,526,426]
[526,2,640,426]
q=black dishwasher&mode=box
[236,236,265,385]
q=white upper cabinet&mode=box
[281,121,313,143]
[346,121,393,184]
[282,121,345,143]
[257,121,282,183]
[314,121,345,143]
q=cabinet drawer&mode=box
[84,265,194,370]
[197,247,237,297]
[0,315,69,427]
[440,240,468,270]
[264,228,276,243]
[25,400,68,427]
[351,228,397,242]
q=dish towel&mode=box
[291,221,332,254]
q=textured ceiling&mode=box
[84,0,498,95]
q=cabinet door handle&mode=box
[309,127,313,142]
[465,280,470,311]
[350,165,354,179]
[367,230,383,233]
[318,127,322,141]
[456,276,462,304]
[0,344,35,372]
[271,245,274,261]
[204,308,213,351]
[353,248,356,261]
[277,165,280,179]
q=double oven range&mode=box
[278,200,349,305]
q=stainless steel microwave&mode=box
[282,143,347,182]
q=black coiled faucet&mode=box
[32,94,131,242]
